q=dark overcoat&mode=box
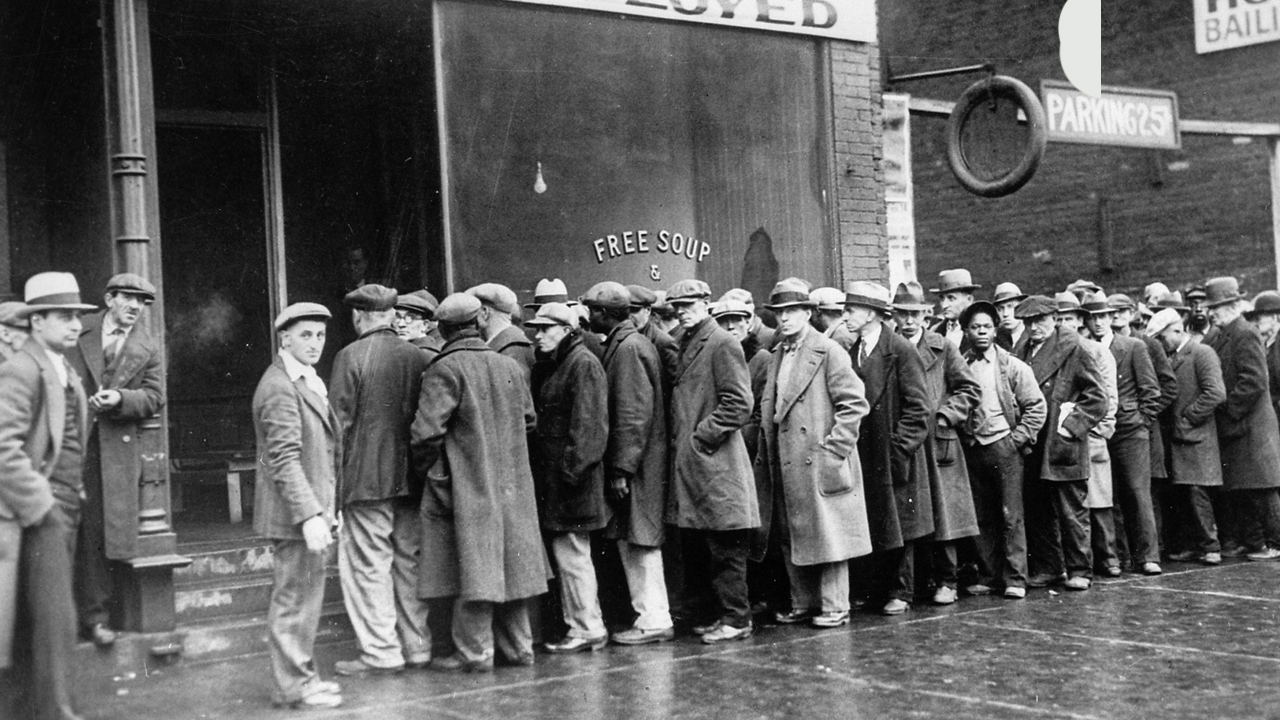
[601,321,668,548]
[913,331,980,542]
[532,332,608,533]
[1166,339,1226,487]
[410,332,550,602]
[755,327,872,565]
[409,334,443,361]
[490,324,535,376]
[67,314,164,558]
[1108,333,1162,439]
[1140,332,1178,479]
[1018,326,1108,482]
[1206,316,1280,490]
[639,320,680,403]
[852,323,933,550]
[1266,337,1280,422]
[329,326,429,505]
[741,335,771,460]
[252,359,339,539]
[666,318,759,531]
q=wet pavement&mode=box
[81,560,1280,720]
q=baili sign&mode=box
[1041,80,1181,150]
[1194,0,1280,54]
[500,0,876,43]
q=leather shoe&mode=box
[1003,586,1026,599]
[334,658,404,676]
[405,653,433,669]
[810,611,849,628]
[1064,576,1091,591]
[691,620,721,636]
[773,608,818,625]
[932,586,957,605]
[1101,565,1122,577]
[1026,572,1066,588]
[881,599,909,615]
[1202,552,1222,565]
[701,622,753,644]
[87,623,116,648]
[612,626,675,645]
[1248,547,1280,561]
[1220,544,1250,558]
[1141,562,1163,575]
[430,653,493,673]
[544,635,608,654]
[963,584,992,596]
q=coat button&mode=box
[804,457,812,465]
[122,435,131,443]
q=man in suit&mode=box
[330,284,432,676]
[844,281,933,615]
[469,283,534,375]
[0,301,29,362]
[665,279,758,644]
[1147,309,1227,565]
[929,269,980,348]
[253,303,343,709]
[0,271,97,720]
[809,287,856,352]
[1015,295,1108,591]
[992,283,1027,352]
[1203,277,1280,560]
[65,273,164,648]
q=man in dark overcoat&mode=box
[929,269,979,349]
[469,283,534,375]
[1147,309,1226,565]
[1015,295,1108,590]
[892,282,980,605]
[65,274,164,648]
[755,280,871,629]
[1203,277,1280,560]
[585,283,673,645]
[0,272,96,720]
[1246,291,1280,420]
[665,279,759,644]
[627,284,680,400]
[411,293,550,671]
[525,303,610,653]
[843,281,933,615]
[253,303,343,709]
[330,284,432,675]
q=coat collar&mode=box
[436,332,492,363]
[676,317,717,382]
[855,321,893,406]
[489,324,531,353]
[603,320,637,367]
[1026,326,1076,383]
[913,329,945,366]
[272,357,334,433]
[771,326,827,422]
[20,339,76,458]
[79,312,156,388]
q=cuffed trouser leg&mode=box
[882,542,915,602]
[493,599,534,664]
[550,532,606,639]
[339,501,405,669]
[1182,485,1220,554]
[703,530,751,628]
[1052,481,1092,579]
[617,541,672,630]
[452,600,495,666]
[965,438,1027,588]
[391,502,431,662]
[1090,508,1119,571]
[1110,432,1159,566]
[933,542,959,589]
[268,539,328,704]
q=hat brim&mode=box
[667,297,707,306]
[844,299,890,313]
[993,294,1028,306]
[929,284,981,295]
[15,303,97,318]
[1207,293,1246,308]
[764,300,816,311]
[525,318,572,328]
[891,302,933,312]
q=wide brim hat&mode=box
[1082,290,1114,315]
[1053,291,1087,316]
[1154,291,1189,313]
[992,282,1027,306]
[524,278,571,309]
[1245,291,1280,319]
[844,281,892,313]
[764,278,815,311]
[929,269,980,295]
[1205,276,1246,308]
[959,300,1000,330]
[16,272,97,318]
[891,281,932,312]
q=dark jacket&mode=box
[741,334,771,460]
[489,324,535,376]
[1106,333,1162,438]
[1206,316,1280,490]
[913,330,980,542]
[1140,332,1178,479]
[532,332,609,533]
[1017,326,1108,482]
[1166,338,1226,487]
[329,326,429,505]
[639,320,680,403]
[409,334,443,361]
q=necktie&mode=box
[105,329,125,365]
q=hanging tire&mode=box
[946,75,1048,198]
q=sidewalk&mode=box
[80,559,1280,719]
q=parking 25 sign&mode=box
[1041,80,1181,150]
[1195,0,1280,54]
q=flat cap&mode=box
[467,283,520,316]
[581,281,632,310]
[1106,293,1136,311]
[667,279,712,304]
[344,283,397,311]
[765,278,815,311]
[1185,286,1208,301]
[1015,295,1057,319]
[1066,279,1103,295]
[274,302,331,332]
[0,301,31,329]
[105,273,157,301]
[1146,308,1182,337]
[436,293,482,324]
[810,287,845,312]
[627,285,658,308]
[396,289,439,318]
[711,299,753,319]
[719,288,755,307]
[525,302,578,328]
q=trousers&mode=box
[267,539,329,704]
[617,541,672,630]
[964,437,1028,589]
[452,598,534,666]
[549,532,605,639]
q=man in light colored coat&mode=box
[756,280,871,629]
[253,303,343,709]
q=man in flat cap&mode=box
[0,272,96,720]
[65,273,164,648]
[719,288,777,352]
[0,302,29,362]
[843,281,932,614]
[585,282,673,645]
[330,284,432,676]
[665,279,759,644]
[468,283,534,376]
[627,284,680,403]
[929,269,980,349]
[1203,277,1280,560]
[712,299,771,460]
[254,303,343,709]
[1015,295,1108,590]
[1246,291,1280,421]
[1185,286,1212,343]
[395,290,443,360]
[411,293,550,671]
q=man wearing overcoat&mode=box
[66,273,164,647]
[330,284,432,675]
[411,293,550,671]
[627,284,680,401]
[809,287,856,352]
[469,283,534,375]
[843,281,933,615]
[755,280,871,629]
[0,301,29,361]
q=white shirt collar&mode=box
[43,347,69,387]
[278,348,328,399]
[1099,331,1114,349]
[860,321,882,353]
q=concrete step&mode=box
[175,568,342,624]
[175,540,339,586]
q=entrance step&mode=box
[175,568,344,624]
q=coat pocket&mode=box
[934,427,959,467]
[1172,417,1203,445]
[1047,433,1082,468]
[1217,415,1247,440]
[818,448,853,496]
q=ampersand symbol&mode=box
[649,265,661,282]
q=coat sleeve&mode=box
[561,355,609,486]
[1186,348,1227,427]
[606,342,654,475]
[112,343,165,420]
[257,381,324,526]
[1130,341,1163,423]
[1008,358,1047,449]
[891,343,932,454]
[410,363,460,481]
[327,346,361,440]
[1221,328,1270,422]
[0,360,55,527]
[937,341,980,430]
[693,337,752,449]
[822,346,868,459]
[1062,345,1108,439]
[1148,337,1178,417]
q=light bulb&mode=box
[534,161,547,194]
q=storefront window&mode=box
[437,0,832,303]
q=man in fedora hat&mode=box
[394,290,443,360]
[1203,277,1280,560]
[992,282,1027,352]
[844,281,932,615]
[64,273,165,648]
[254,302,343,709]
[330,284,433,676]
[892,281,980,605]
[929,269,980,348]
[809,287,856,352]
[1245,291,1280,421]
[0,301,29,362]
[755,279,871,629]
[469,283,534,376]
[0,271,96,720]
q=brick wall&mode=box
[831,41,888,286]
[882,0,1280,299]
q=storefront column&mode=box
[102,0,188,633]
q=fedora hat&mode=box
[1245,291,1280,320]
[992,282,1026,306]
[810,287,844,312]
[765,278,816,311]
[1053,291,1087,316]
[891,281,933,312]
[844,281,892,313]
[1204,277,1246,308]
[525,278,571,309]
[1154,291,1188,313]
[1081,290,1113,314]
[929,269,980,294]
[1106,293,1136,312]
[16,272,97,318]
